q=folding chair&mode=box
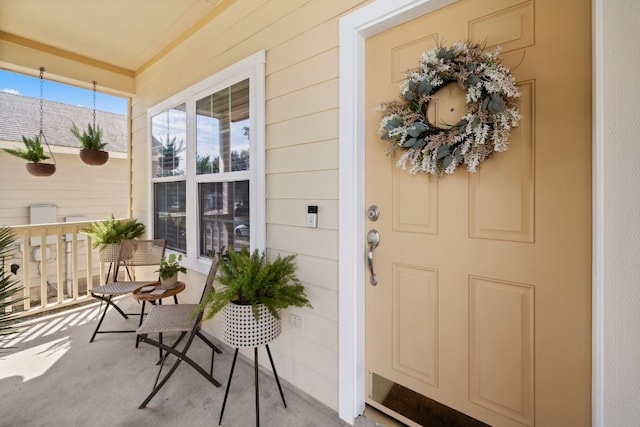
[137,251,223,409]
[89,239,166,343]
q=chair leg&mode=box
[89,294,138,342]
[90,294,129,342]
[138,333,221,409]
[265,344,287,408]
[135,301,146,349]
[196,331,223,354]
[219,348,239,425]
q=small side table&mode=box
[132,281,185,353]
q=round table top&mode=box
[132,281,185,301]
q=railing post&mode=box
[56,227,64,304]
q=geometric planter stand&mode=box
[219,303,286,426]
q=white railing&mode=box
[3,220,119,318]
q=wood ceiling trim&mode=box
[0,31,135,77]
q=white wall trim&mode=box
[338,0,457,424]
[146,50,266,274]
[339,0,602,424]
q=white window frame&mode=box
[147,50,266,274]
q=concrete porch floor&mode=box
[0,298,384,427]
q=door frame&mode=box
[337,0,605,424]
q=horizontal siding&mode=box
[267,199,338,230]
[267,109,338,149]
[266,79,339,124]
[131,0,371,412]
[0,151,128,226]
[267,140,338,173]
[267,224,337,260]
[266,48,339,99]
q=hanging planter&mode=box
[2,67,57,177]
[4,134,56,177]
[26,162,56,177]
[79,148,108,165]
[72,81,109,166]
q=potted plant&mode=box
[156,253,187,289]
[3,135,56,176]
[200,247,312,348]
[81,214,145,262]
[0,226,25,348]
[71,122,109,165]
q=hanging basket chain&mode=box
[92,80,97,129]
[38,67,56,165]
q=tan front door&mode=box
[364,1,591,426]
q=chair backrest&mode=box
[114,239,166,281]
[118,239,166,266]
[189,251,223,329]
[199,251,222,304]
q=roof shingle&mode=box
[0,92,127,153]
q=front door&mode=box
[364,0,591,426]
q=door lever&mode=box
[367,230,380,286]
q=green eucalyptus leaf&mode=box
[384,119,402,130]
[436,144,450,160]
[418,79,432,94]
[487,93,505,115]
[481,96,491,111]
[467,74,481,86]
[442,155,453,169]
[403,137,417,148]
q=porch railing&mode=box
[3,220,121,318]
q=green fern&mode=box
[71,122,107,150]
[81,214,145,249]
[3,135,50,163]
[200,247,312,322]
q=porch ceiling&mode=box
[0,0,228,74]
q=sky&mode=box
[0,69,127,115]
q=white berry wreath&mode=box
[378,41,522,177]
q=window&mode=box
[148,52,265,272]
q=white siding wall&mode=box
[0,150,129,225]
[132,0,368,411]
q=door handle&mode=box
[367,230,380,286]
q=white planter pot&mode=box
[222,303,281,348]
[160,273,179,289]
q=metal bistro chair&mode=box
[137,250,223,409]
[89,239,166,343]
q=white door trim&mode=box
[338,0,458,423]
[337,0,603,425]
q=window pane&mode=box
[199,180,249,256]
[196,79,250,174]
[154,181,186,253]
[152,104,187,177]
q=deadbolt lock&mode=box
[367,205,380,222]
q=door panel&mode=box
[364,0,591,426]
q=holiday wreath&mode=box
[378,41,521,177]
